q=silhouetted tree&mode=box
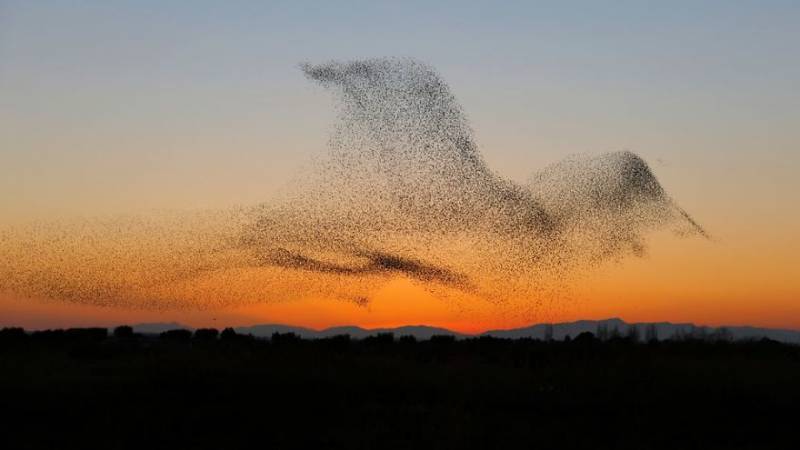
[430,334,455,344]
[271,332,301,345]
[160,329,192,341]
[66,328,108,341]
[113,325,134,339]
[0,327,27,344]
[30,329,65,342]
[573,331,597,344]
[364,333,394,346]
[220,327,238,341]
[194,328,219,341]
[398,335,416,345]
[321,334,351,352]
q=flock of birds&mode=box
[0,58,706,311]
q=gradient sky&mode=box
[1,1,798,331]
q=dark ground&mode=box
[1,327,798,450]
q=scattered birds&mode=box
[0,58,706,311]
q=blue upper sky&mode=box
[1,1,798,222]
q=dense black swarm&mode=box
[0,58,706,309]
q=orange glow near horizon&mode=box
[3,229,799,333]
[2,1,799,336]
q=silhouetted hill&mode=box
[483,318,626,340]
[486,318,800,343]
[129,322,192,335]
[119,318,800,343]
[723,325,800,343]
[371,325,464,340]
[317,325,371,339]
[232,324,464,340]
[234,324,318,338]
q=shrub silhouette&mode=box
[113,325,134,339]
[65,327,108,341]
[270,332,301,345]
[320,334,351,352]
[194,328,220,341]
[363,333,394,346]
[220,327,238,340]
[398,335,417,345]
[573,331,597,344]
[0,327,27,341]
[429,334,456,344]
[160,329,192,341]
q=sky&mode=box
[1,1,799,332]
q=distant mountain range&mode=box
[128,318,800,344]
[480,318,800,344]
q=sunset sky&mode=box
[1,1,798,332]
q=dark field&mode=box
[1,327,798,450]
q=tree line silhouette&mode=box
[1,325,798,449]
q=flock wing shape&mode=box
[0,58,706,309]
